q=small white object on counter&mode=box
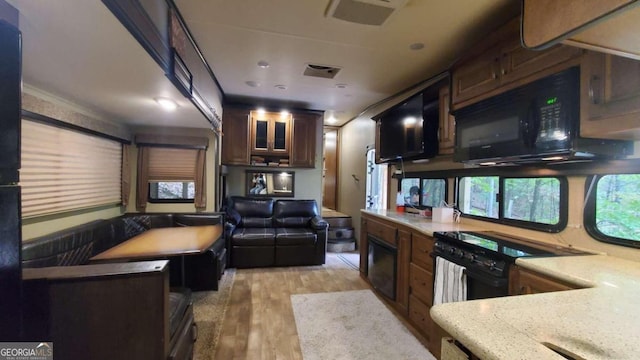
[432,207,454,223]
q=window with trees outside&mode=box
[399,178,446,208]
[457,176,566,232]
[584,174,640,248]
[149,181,195,201]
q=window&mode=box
[149,181,195,201]
[21,119,122,218]
[399,177,447,208]
[421,179,446,207]
[585,174,640,248]
[146,147,198,203]
[135,134,208,210]
[400,178,420,206]
[458,176,499,219]
[457,176,567,232]
[503,178,561,225]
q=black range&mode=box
[432,231,573,299]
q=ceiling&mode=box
[8,0,519,128]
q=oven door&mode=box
[433,252,509,301]
[465,270,509,300]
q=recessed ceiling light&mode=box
[280,111,290,117]
[155,97,177,111]
[257,108,266,115]
[257,60,270,68]
[327,116,337,124]
[409,42,425,50]
[245,81,261,87]
[335,83,348,89]
[274,84,287,90]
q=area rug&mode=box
[336,252,359,270]
[291,289,435,360]
[192,268,236,360]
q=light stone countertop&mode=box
[430,254,640,360]
[361,209,487,235]
[362,210,640,359]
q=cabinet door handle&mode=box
[589,75,601,104]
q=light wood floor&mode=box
[213,257,370,359]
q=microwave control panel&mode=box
[537,96,567,143]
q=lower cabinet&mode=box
[509,265,580,295]
[360,214,442,357]
[409,294,432,341]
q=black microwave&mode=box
[453,67,633,164]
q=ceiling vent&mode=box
[325,0,408,26]
[304,64,342,79]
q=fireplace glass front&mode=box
[367,236,397,300]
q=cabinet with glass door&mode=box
[250,110,291,156]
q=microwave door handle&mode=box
[524,100,540,147]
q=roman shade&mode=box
[21,119,122,218]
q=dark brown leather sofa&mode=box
[225,197,328,268]
[21,212,225,360]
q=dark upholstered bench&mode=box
[21,212,225,360]
[225,197,328,268]
[22,212,227,290]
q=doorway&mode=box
[323,128,338,209]
[365,147,387,209]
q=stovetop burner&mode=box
[436,231,556,259]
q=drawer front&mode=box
[411,233,434,269]
[366,218,397,246]
[409,294,432,340]
[409,263,433,306]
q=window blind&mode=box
[147,147,198,181]
[21,120,122,218]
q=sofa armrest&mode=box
[224,221,237,236]
[310,216,329,230]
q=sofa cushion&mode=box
[122,216,149,239]
[22,220,111,268]
[173,213,224,227]
[241,217,272,228]
[228,197,274,227]
[231,228,276,246]
[168,288,192,338]
[273,200,319,228]
[275,228,317,246]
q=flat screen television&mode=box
[376,91,439,163]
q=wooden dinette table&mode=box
[90,225,223,285]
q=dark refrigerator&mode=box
[0,20,22,340]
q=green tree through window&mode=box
[458,176,564,230]
[595,174,640,241]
